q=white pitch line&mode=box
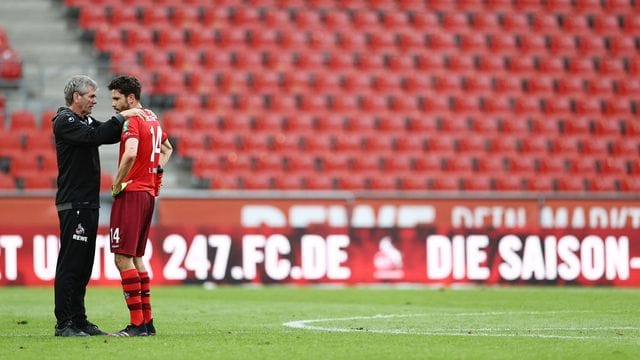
[283,313,639,340]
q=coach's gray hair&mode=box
[63,75,98,106]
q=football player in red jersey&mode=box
[107,75,173,336]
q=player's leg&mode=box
[115,253,146,330]
[134,194,156,335]
[134,257,155,335]
[109,193,147,336]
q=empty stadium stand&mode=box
[35,0,640,192]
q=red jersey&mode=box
[118,108,167,196]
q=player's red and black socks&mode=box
[139,271,153,323]
[120,268,144,326]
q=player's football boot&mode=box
[109,323,148,337]
[145,319,156,336]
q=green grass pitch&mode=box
[1,285,639,359]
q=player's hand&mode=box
[111,181,131,197]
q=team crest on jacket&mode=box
[73,223,88,242]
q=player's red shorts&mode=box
[110,191,155,257]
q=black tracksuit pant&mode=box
[54,208,99,326]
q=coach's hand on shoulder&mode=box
[111,181,131,197]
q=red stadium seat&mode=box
[396,31,424,52]
[0,173,15,190]
[556,175,586,192]
[9,110,37,132]
[456,136,486,153]
[538,56,565,76]
[531,14,559,33]
[611,138,638,155]
[461,175,493,191]
[570,98,603,118]
[620,177,640,192]
[232,7,261,26]
[430,175,460,191]
[567,156,597,175]
[428,31,456,52]
[476,155,505,173]
[562,117,592,135]
[494,176,523,191]
[397,175,428,190]
[622,14,640,34]
[495,77,522,95]
[567,57,596,75]
[529,117,559,135]
[487,135,519,154]
[362,133,394,152]
[351,154,381,173]
[501,13,528,32]
[556,77,584,96]
[23,132,54,153]
[525,76,554,95]
[333,134,361,152]
[442,155,474,173]
[284,153,316,172]
[500,118,529,135]
[545,0,573,12]
[156,26,185,49]
[426,134,456,154]
[542,97,572,117]
[411,12,439,31]
[580,138,609,155]
[586,176,618,192]
[413,154,443,172]
[302,173,333,190]
[395,134,426,152]
[598,157,628,175]
[334,173,367,190]
[237,172,273,190]
[525,175,555,192]
[172,6,200,26]
[507,56,537,75]
[471,13,500,32]
[78,6,108,31]
[518,34,547,55]
[603,98,633,116]
[506,155,537,173]
[272,173,304,190]
[537,157,566,174]
[456,98,484,118]
[576,35,607,56]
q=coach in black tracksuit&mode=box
[53,75,135,337]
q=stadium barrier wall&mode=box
[1,193,639,286]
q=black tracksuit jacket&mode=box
[52,107,125,209]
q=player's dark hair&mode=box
[108,75,141,100]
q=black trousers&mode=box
[54,208,99,326]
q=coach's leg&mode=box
[54,209,96,336]
[54,209,77,325]
[73,208,99,325]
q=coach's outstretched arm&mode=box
[52,108,143,146]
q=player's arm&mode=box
[111,137,138,196]
[159,138,173,168]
